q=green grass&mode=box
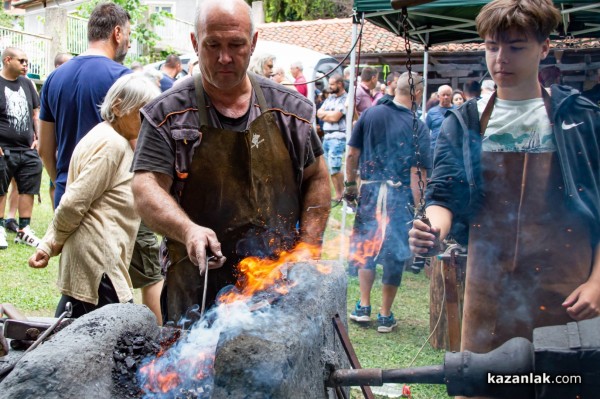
[0,173,450,398]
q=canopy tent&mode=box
[354,0,600,47]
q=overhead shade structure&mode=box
[353,0,600,47]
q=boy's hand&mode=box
[408,218,440,255]
[562,281,600,321]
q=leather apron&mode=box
[163,74,301,323]
[461,92,593,358]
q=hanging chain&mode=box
[401,6,426,218]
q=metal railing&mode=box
[0,27,52,78]
[67,14,88,56]
[153,17,195,53]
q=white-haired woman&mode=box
[29,74,160,318]
[249,53,276,78]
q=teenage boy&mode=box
[409,0,600,359]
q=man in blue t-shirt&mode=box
[425,84,454,155]
[39,2,132,208]
[344,72,431,333]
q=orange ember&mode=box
[219,242,327,304]
[140,362,181,393]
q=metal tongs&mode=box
[200,256,215,319]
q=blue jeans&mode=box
[322,136,346,174]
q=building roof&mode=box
[256,18,425,57]
[256,17,599,57]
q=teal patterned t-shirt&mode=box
[477,95,555,153]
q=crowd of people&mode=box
[1,1,599,373]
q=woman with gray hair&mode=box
[29,74,160,318]
[249,52,276,78]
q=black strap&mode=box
[194,73,268,127]
[194,73,210,127]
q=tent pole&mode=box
[339,12,360,262]
[421,48,429,120]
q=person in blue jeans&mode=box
[316,74,348,205]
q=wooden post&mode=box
[429,251,467,350]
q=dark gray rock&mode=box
[0,303,159,399]
[212,260,350,399]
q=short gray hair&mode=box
[194,0,254,42]
[481,79,496,91]
[100,74,160,123]
[291,61,303,71]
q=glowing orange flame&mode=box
[219,241,328,304]
[349,213,389,267]
[140,362,181,393]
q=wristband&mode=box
[344,181,357,187]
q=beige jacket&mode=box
[39,122,139,305]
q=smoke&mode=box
[138,262,326,398]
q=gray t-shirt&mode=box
[132,74,322,189]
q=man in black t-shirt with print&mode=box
[0,47,43,249]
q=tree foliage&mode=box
[0,8,21,29]
[75,0,172,61]
[256,0,353,22]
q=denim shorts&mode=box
[0,149,43,196]
[322,137,346,174]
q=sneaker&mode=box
[14,225,40,247]
[377,313,398,333]
[349,300,371,322]
[4,218,18,233]
[0,227,7,250]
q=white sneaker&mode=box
[0,226,7,249]
[14,225,40,248]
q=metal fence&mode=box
[0,27,53,78]
[154,17,195,53]
[67,15,88,56]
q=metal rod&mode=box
[330,365,445,387]
[200,256,214,319]
[332,315,375,399]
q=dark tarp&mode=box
[353,0,600,46]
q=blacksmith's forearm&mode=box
[132,172,195,243]
[299,157,331,246]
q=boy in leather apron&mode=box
[409,1,600,396]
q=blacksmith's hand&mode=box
[343,186,359,203]
[562,281,600,321]
[29,249,50,269]
[408,218,440,255]
[184,224,226,275]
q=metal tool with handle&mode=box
[0,302,73,380]
[200,256,215,319]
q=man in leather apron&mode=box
[131,0,330,324]
[409,1,600,397]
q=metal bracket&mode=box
[332,314,374,399]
